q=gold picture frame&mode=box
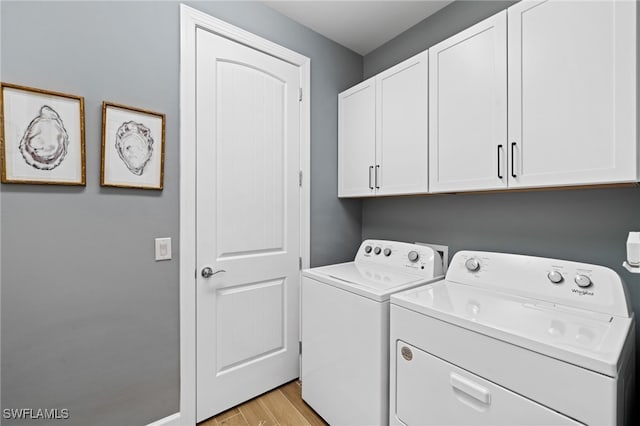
[101,101,165,190]
[0,82,86,185]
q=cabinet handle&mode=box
[511,142,517,178]
[375,165,380,189]
[497,145,503,179]
[369,166,374,190]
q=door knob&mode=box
[201,267,225,278]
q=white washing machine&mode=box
[390,251,635,426]
[301,240,444,426]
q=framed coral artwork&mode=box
[101,102,165,190]
[0,82,86,185]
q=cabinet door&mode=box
[429,11,507,193]
[375,52,429,196]
[338,78,376,197]
[508,0,636,188]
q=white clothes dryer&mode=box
[390,251,635,426]
[302,240,444,426]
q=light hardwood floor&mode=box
[198,381,328,426]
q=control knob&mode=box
[547,271,563,284]
[407,251,419,263]
[465,258,480,272]
[374,247,382,255]
[364,245,372,254]
[384,248,392,257]
[574,274,592,288]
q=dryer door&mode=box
[394,341,582,425]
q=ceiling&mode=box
[262,1,454,55]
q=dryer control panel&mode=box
[447,251,632,318]
[356,240,444,279]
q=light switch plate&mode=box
[155,237,172,261]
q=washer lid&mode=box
[391,280,634,377]
[303,262,439,302]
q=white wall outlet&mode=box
[155,237,172,261]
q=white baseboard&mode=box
[147,412,183,426]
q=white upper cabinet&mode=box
[376,51,429,196]
[339,0,637,197]
[507,0,637,188]
[338,52,428,198]
[338,78,376,197]
[429,11,507,193]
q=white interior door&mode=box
[195,27,301,422]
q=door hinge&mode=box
[299,341,302,354]
[299,257,303,270]
[299,170,303,187]
[299,87,303,102]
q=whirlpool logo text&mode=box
[571,288,594,296]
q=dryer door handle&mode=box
[450,373,491,405]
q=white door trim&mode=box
[175,4,311,425]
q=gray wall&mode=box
[362,1,640,418]
[364,1,518,78]
[0,1,362,425]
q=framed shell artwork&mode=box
[0,82,86,185]
[101,102,165,190]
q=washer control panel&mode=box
[356,239,444,278]
[447,250,631,318]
